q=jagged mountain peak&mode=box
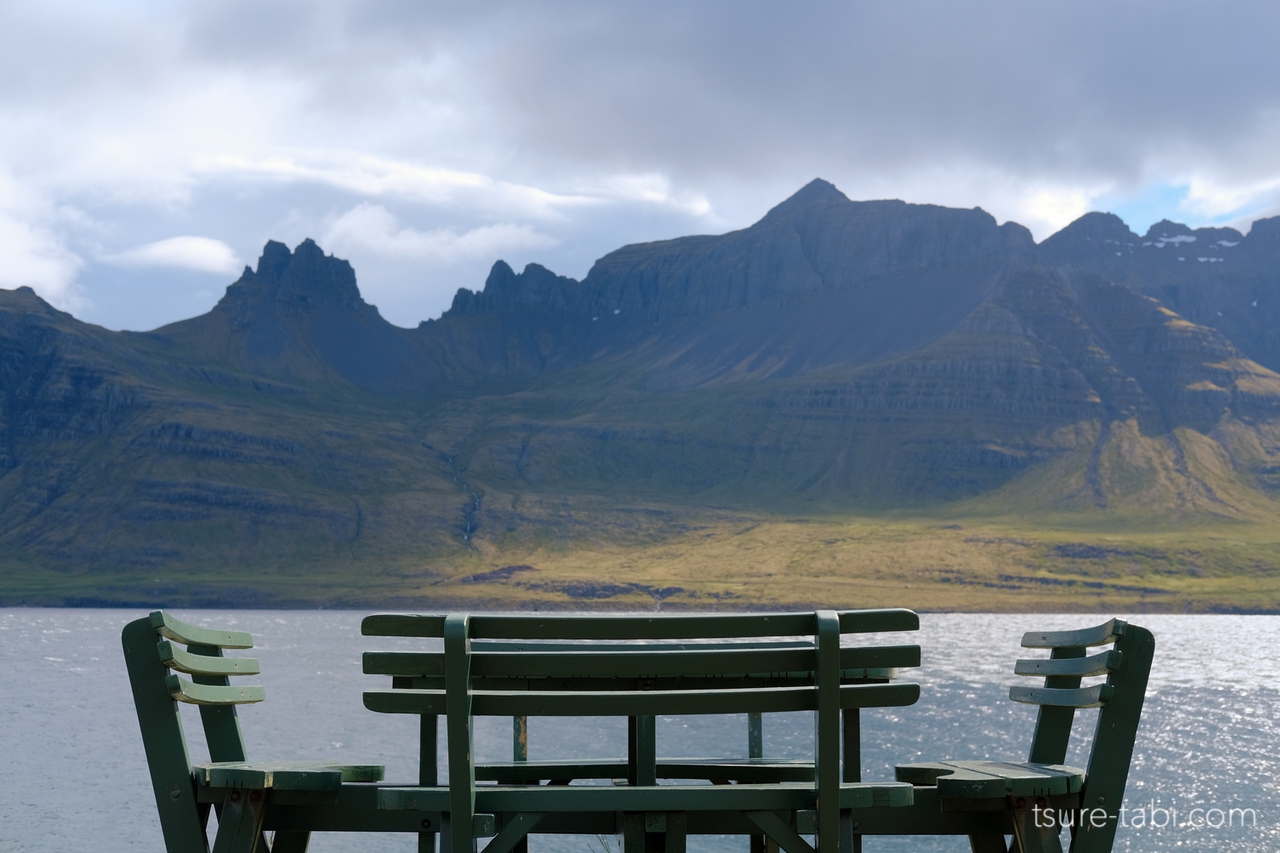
[1043,211,1139,246]
[229,238,362,308]
[758,178,852,219]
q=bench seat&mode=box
[377,781,915,812]
[193,761,386,791]
[895,761,1084,799]
[477,757,818,783]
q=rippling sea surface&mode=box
[2,610,1277,853]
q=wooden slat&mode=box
[469,613,821,641]
[1021,618,1126,649]
[1009,684,1113,708]
[194,761,385,791]
[149,610,253,649]
[364,682,917,717]
[379,782,912,814]
[1014,649,1120,678]
[470,647,817,678]
[842,644,920,670]
[165,674,265,706]
[362,614,448,638]
[471,639,813,652]
[375,686,814,717]
[364,644,919,680]
[838,609,919,634]
[158,640,260,677]
[363,651,445,677]
[474,759,817,783]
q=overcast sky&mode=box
[4,1,1280,331]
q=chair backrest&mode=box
[122,611,265,853]
[363,610,921,853]
[1010,618,1155,853]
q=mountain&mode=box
[3,178,1280,608]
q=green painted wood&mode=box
[837,609,919,634]
[150,611,254,649]
[186,642,251,764]
[159,640,260,676]
[967,834,1009,853]
[839,783,913,809]
[1008,684,1112,709]
[421,713,440,853]
[621,812,645,853]
[1073,624,1154,853]
[363,614,449,638]
[365,682,919,717]
[842,709,860,783]
[379,783,910,813]
[1026,645,1085,766]
[123,616,208,853]
[473,759,818,783]
[269,831,312,853]
[815,611,841,852]
[513,715,528,762]
[891,619,1153,853]
[482,812,545,853]
[627,715,657,786]
[165,674,265,706]
[364,651,447,677]
[444,614,476,853]
[210,791,266,853]
[1014,649,1120,679]
[748,712,763,759]
[194,761,385,790]
[468,613,821,641]
[744,810,816,853]
[1020,619,1126,650]
[897,760,1084,799]
[945,761,1083,796]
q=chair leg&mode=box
[270,831,310,853]
[211,790,267,853]
[968,834,1008,853]
[1010,799,1065,853]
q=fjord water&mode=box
[2,611,1277,853]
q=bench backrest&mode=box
[122,611,265,853]
[363,609,921,853]
[1010,618,1155,853]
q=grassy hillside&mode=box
[6,498,1278,612]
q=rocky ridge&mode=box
[3,179,1280,582]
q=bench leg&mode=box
[1010,799,1064,853]
[270,831,310,853]
[968,834,1008,853]
[211,790,267,853]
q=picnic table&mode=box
[124,609,1152,853]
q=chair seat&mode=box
[895,760,1084,799]
[193,761,385,791]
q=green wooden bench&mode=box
[849,618,1154,853]
[361,609,923,853]
[122,611,385,853]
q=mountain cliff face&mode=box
[3,179,1280,583]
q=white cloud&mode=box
[104,236,242,275]
[196,151,602,221]
[0,173,86,310]
[322,203,558,263]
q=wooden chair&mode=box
[122,610,384,853]
[892,618,1155,853]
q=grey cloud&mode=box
[4,0,1280,331]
